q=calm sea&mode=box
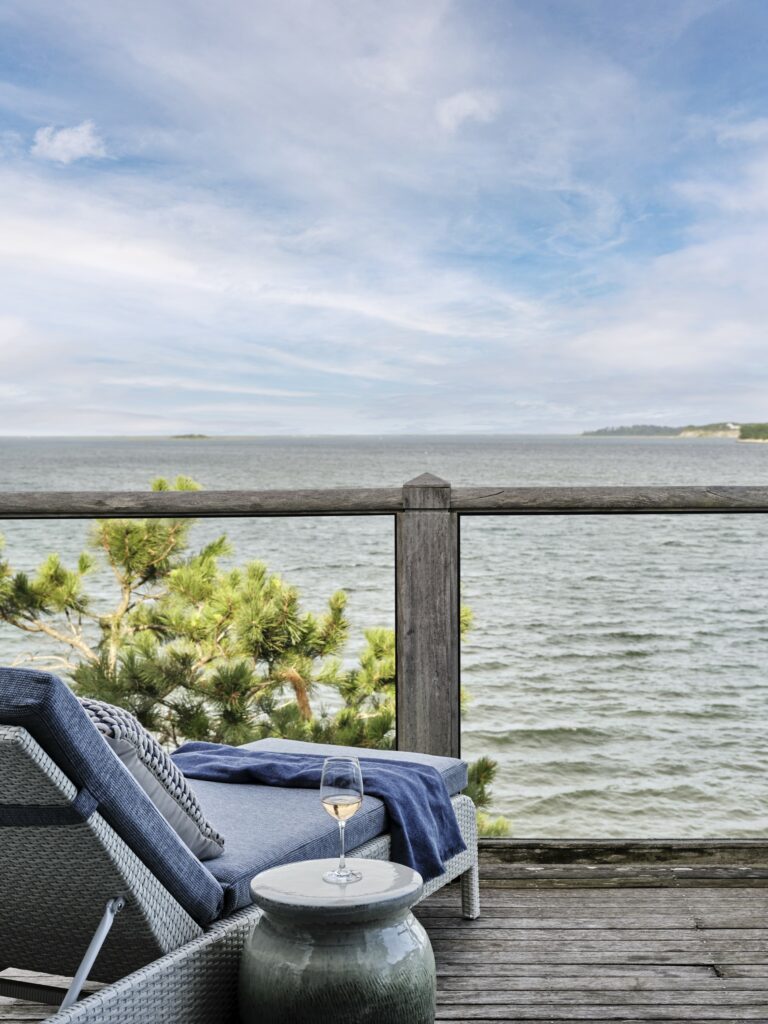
[1,435,767,838]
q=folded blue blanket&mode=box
[172,742,466,883]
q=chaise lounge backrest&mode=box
[0,668,224,983]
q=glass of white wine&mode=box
[320,756,364,884]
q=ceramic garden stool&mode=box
[239,857,436,1024]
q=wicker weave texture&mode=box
[0,725,76,805]
[45,907,261,1024]
[0,727,202,983]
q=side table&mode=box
[238,857,435,1024]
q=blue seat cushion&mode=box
[196,737,468,913]
[0,668,224,926]
[194,779,386,913]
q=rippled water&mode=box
[1,435,767,837]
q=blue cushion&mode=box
[0,668,224,926]
[243,738,468,795]
[195,737,468,913]
[195,780,387,913]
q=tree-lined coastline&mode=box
[584,422,768,440]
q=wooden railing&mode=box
[2,474,768,759]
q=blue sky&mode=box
[0,0,767,434]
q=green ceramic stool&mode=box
[239,857,435,1024]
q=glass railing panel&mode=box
[0,514,394,747]
[461,513,768,838]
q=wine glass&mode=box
[320,756,364,884]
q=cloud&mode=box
[109,376,315,398]
[568,189,768,383]
[31,120,106,164]
[676,163,768,215]
[715,118,768,146]
[0,0,766,434]
[436,90,499,133]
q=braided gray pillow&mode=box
[79,697,225,860]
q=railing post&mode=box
[395,473,460,757]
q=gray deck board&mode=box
[419,871,768,1022]
[2,870,767,1022]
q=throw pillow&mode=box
[79,697,225,860]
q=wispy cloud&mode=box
[715,117,768,145]
[109,377,314,398]
[436,90,500,133]
[31,120,106,164]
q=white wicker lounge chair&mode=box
[0,669,479,1024]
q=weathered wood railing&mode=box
[2,474,768,759]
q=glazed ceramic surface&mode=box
[239,858,435,1024]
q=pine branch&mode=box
[11,651,79,673]
[281,666,313,720]
[10,616,98,664]
[140,521,184,578]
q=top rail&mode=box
[0,488,404,519]
[452,485,768,514]
[0,485,768,518]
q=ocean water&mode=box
[1,434,767,838]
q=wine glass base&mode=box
[323,868,363,885]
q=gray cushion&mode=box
[196,737,468,913]
[79,698,225,861]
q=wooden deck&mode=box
[415,855,768,1023]
[3,860,768,1023]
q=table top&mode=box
[250,858,423,923]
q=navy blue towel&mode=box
[172,742,466,883]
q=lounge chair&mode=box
[0,668,479,1024]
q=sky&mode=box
[0,0,767,435]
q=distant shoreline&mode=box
[583,433,739,440]
[583,423,741,439]
[584,422,768,441]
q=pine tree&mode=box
[0,476,509,833]
[0,477,347,745]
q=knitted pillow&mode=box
[79,697,224,861]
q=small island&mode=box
[582,422,768,440]
[170,433,210,439]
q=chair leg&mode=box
[460,861,480,920]
[60,897,125,1010]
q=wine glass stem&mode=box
[338,820,346,874]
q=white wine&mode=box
[322,794,362,821]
